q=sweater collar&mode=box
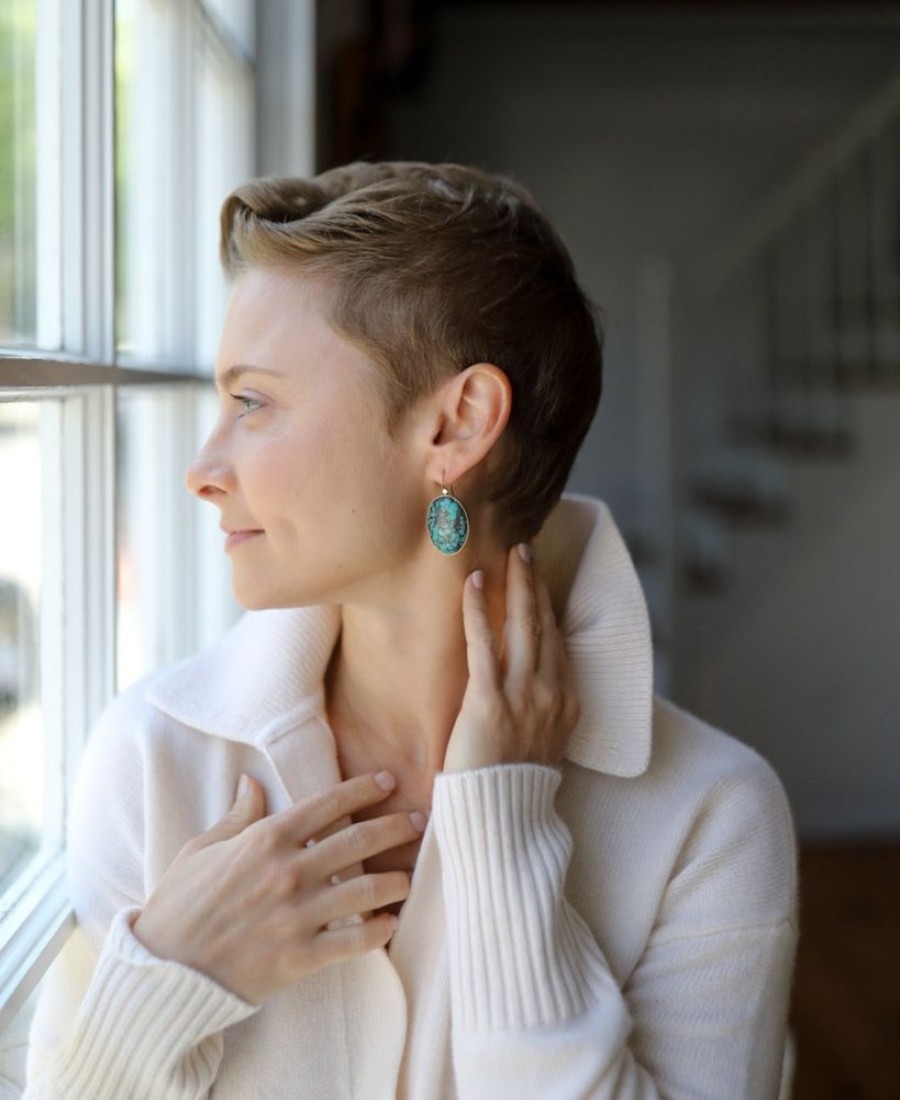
[146,493,654,778]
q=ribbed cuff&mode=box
[434,764,615,1033]
[52,907,258,1099]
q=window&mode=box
[0,0,258,1042]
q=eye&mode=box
[232,394,263,417]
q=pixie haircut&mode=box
[219,161,603,545]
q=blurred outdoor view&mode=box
[0,1,36,347]
[0,404,43,898]
[0,1,43,902]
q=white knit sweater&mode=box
[19,494,798,1099]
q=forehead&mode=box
[220,267,331,346]
[216,268,376,391]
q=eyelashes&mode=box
[232,394,264,417]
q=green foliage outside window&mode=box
[0,0,36,345]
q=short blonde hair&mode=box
[219,161,603,544]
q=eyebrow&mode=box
[215,364,284,392]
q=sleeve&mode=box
[19,684,260,1100]
[431,763,798,1100]
[23,910,257,1100]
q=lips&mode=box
[221,524,264,552]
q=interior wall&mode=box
[384,3,900,535]
[676,393,900,837]
[314,0,367,170]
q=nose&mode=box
[185,428,234,501]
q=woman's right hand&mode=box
[132,771,421,1005]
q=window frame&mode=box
[0,0,266,1032]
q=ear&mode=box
[424,363,512,489]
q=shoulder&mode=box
[81,665,183,751]
[66,670,181,943]
[561,695,798,933]
[650,694,793,814]
[67,665,241,939]
[74,668,175,789]
[72,666,196,809]
[70,659,256,852]
[649,698,798,920]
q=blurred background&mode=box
[1,1,898,1097]
[326,10,900,1094]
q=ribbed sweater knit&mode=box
[18,494,798,1099]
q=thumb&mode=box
[201,774,267,846]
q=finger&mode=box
[533,566,561,676]
[312,912,400,968]
[554,630,573,694]
[314,870,411,927]
[555,626,580,721]
[503,542,540,684]
[462,570,502,691]
[188,774,267,852]
[277,771,398,846]
[306,810,427,878]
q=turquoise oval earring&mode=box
[426,478,470,555]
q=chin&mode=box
[231,575,285,611]
[235,593,275,612]
[232,576,329,612]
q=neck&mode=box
[325,538,510,785]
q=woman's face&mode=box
[186,267,424,609]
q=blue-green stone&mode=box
[426,494,469,554]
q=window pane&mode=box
[115,0,191,364]
[117,388,191,687]
[0,1,37,345]
[116,386,239,691]
[116,0,255,370]
[194,34,254,370]
[0,402,57,895]
[200,0,255,59]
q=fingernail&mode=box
[374,770,396,790]
[517,542,532,563]
[330,873,341,886]
[410,810,427,832]
[305,837,318,848]
[236,774,250,800]
[471,569,484,590]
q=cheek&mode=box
[247,420,368,518]
[233,429,311,522]
[242,406,415,540]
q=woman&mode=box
[22,162,797,1099]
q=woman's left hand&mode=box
[442,543,580,773]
